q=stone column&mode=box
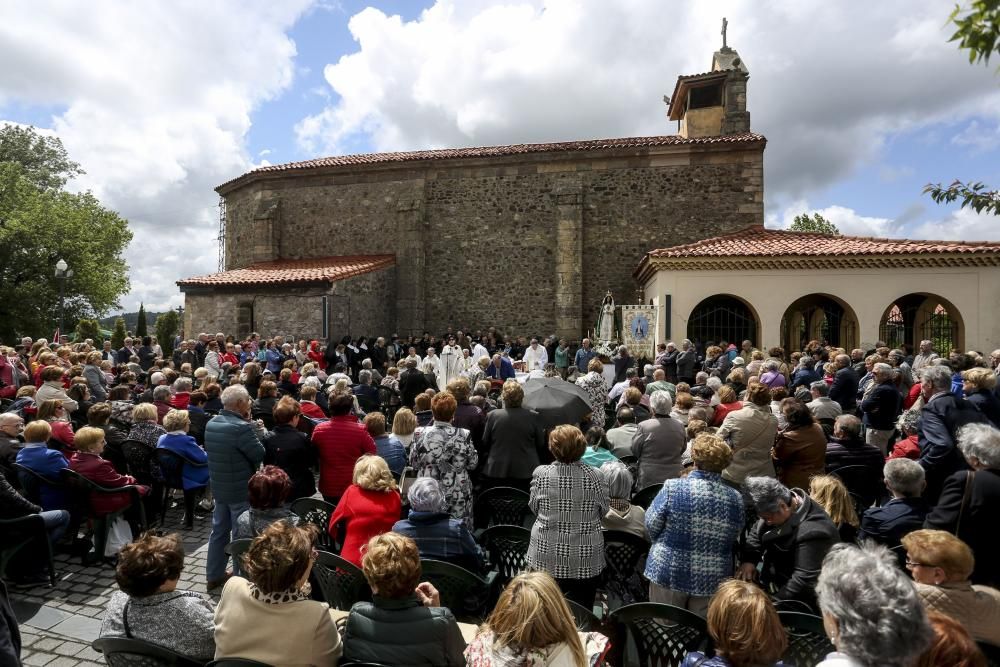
[395,185,427,336]
[552,179,583,340]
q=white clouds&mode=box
[951,119,1000,153]
[0,0,313,312]
[297,0,1000,208]
[910,206,1000,242]
[768,201,896,238]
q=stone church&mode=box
[179,41,764,342]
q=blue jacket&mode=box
[392,511,483,572]
[860,381,901,430]
[156,432,209,491]
[790,367,821,390]
[205,410,265,504]
[485,358,515,380]
[574,348,596,372]
[16,443,69,510]
[265,348,283,374]
[373,435,406,476]
[858,497,928,549]
[645,470,743,596]
[682,653,784,667]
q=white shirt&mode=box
[438,345,465,391]
[523,344,548,371]
[608,379,630,401]
[422,354,441,376]
[471,343,489,364]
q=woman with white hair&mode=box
[738,476,838,610]
[631,390,686,488]
[391,477,484,573]
[599,461,646,539]
[926,422,1000,588]
[814,542,931,667]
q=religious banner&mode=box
[621,304,657,360]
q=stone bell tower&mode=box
[666,17,751,138]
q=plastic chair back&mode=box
[479,524,531,583]
[92,637,206,667]
[608,602,710,667]
[778,611,836,667]
[419,559,494,622]
[473,486,532,531]
[225,538,254,570]
[290,497,336,551]
[312,551,371,611]
[978,641,1000,667]
[631,483,663,510]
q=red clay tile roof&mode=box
[647,225,1000,258]
[217,132,766,191]
[177,255,395,288]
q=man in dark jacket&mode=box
[263,398,316,501]
[829,354,860,413]
[0,472,71,585]
[918,364,990,503]
[739,477,839,610]
[657,342,679,383]
[859,363,902,455]
[675,340,697,385]
[480,382,546,490]
[859,458,927,551]
[825,414,883,470]
[399,359,433,408]
[204,385,266,591]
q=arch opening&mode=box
[878,293,964,354]
[780,293,859,352]
[686,294,760,349]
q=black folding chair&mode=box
[206,660,273,666]
[979,641,1000,667]
[602,529,651,609]
[60,468,147,564]
[566,599,603,633]
[155,449,207,529]
[225,538,253,574]
[92,637,205,667]
[419,559,496,623]
[311,550,371,611]
[608,602,711,667]
[479,524,531,585]
[0,514,56,586]
[252,409,275,431]
[377,385,401,423]
[778,611,836,667]
[473,486,532,532]
[631,483,663,510]
[290,497,336,551]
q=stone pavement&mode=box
[10,501,215,667]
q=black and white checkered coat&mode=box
[527,461,610,579]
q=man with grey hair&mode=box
[886,349,913,393]
[631,390,685,488]
[857,458,927,550]
[829,353,859,413]
[918,363,990,503]
[645,368,676,399]
[608,367,637,402]
[391,477,483,572]
[806,381,842,422]
[815,543,931,666]
[738,476,838,609]
[912,339,938,372]
[204,384,265,591]
[825,414,883,473]
[676,339,697,385]
[860,362,902,455]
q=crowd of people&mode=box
[2,328,1000,666]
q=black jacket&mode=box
[0,580,20,667]
[829,367,859,412]
[399,368,432,408]
[342,595,466,666]
[824,437,884,473]
[741,490,839,609]
[860,381,901,430]
[481,407,546,481]
[661,349,679,382]
[859,497,928,550]
[967,389,1000,428]
[263,424,316,501]
[925,468,1000,589]
[919,394,990,503]
[675,350,697,380]
[0,472,40,519]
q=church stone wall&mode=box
[217,143,763,340]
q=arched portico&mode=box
[686,294,760,348]
[780,293,859,352]
[878,292,964,354]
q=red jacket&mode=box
[170,392,191,409]
[887,434,921,461]
[903,383,922,410]
[154,400,172,424]
[300,401,327,420]
[311,415,376,499]
[69,451,148,515]
[308,341,326,371]
[328,484,401,566]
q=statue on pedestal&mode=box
[596,291,617,345]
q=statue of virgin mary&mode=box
[597,291,616,343]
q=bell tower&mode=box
[666,18,751,138]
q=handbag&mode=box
[955,470,975,536]
[104,516,134,556]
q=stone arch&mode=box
[686,294,760,348]
[878,292,964,354]
[780,293,859,352]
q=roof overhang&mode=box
[667,71,731,121]
[177,255,396,291]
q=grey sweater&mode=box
[100,589,216,662]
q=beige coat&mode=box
[915,580,1000,645]
[35,380,78,413]
[214,577,343,666]
[718,403,778,485]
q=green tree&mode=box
[0,127,132,342]
[136,303,148,338]
[790,213,840,235]
[74,318,101,343]
[111,317,127,351]
[924,2,1000,216]
[155,311,179,358]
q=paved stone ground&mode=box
[11,500,215,667]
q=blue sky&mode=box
[1,0,998,312]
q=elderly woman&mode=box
[233,465,298,540]
[251,379,278,416]
[69,426,150,519]
[915,611,990,667]
[328,455,402,566]
[599,461,646,539]
[901,529,1000,645]
[772,398,827,491]
[575,358,609,429]
[392,476,484,572]
[759,360,787,389]
[925,423,1000,588]
[409,392,478,526]
[631,390,686,488]
[710,385,741,427]
[645,434,743,615]
[719,383,779,487]
[670,392,694,426]
[156,409,209,528]
[262,397,316,501]
[527,425,609,608]
[99,531,215,662]
[83,351,108,402]
[392,407,418,450]
[738,476,838,609]
[814,542,930,666]
[36,398,75,449]
[681,580,788,667]
[962,367,1000,427]
[36,365,78,412]
[809,475,859,543]
[365,411,406,476]
[342,532,466,665]
[481,381,546,491]
[214,522,343,664]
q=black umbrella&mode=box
[521,377,594,430]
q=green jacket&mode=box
[342,595,466,666]
[205,410,265,505]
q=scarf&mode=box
[249,581,311,604]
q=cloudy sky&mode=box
[2,0,998,314]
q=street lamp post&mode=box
[54,259,73,340]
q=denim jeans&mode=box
[206,500,249,582]
[40,509,70,544]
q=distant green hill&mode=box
[98,311,168,333]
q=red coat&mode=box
[311,415,376,499]
[170,392,191,409]
[903,383,922,410]
[308,341,326,371]
[69,451,148,515]
[328,484,401,566]
[154,400,172,424]
[887,434,921,461]
[300,401,327,420]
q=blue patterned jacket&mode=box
[644,470,743,596]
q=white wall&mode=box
[643,265,1000,352]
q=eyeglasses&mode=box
[905,558,932,569]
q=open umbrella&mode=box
[521,377,594,430]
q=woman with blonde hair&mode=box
[391,407,418,449]
[681,579,787,666]
[809,475,859,543]
[327,454,401,566]
[465,571,609,667]
[962,366,1000,427]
